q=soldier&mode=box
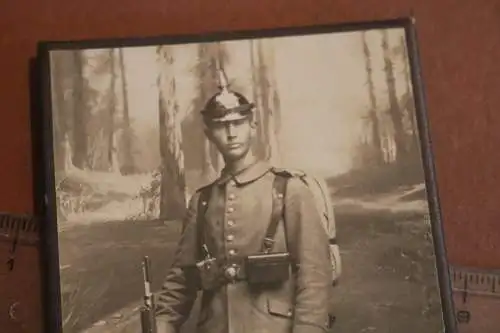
[154,70,333,333]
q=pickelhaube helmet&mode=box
[201,69,254,123]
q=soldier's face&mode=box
[206,117,255,162]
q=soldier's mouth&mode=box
[227,143,242,149]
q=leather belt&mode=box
[187,254,296,289]
[220,257,247,283]
[223,263,243,282]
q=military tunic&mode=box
[155,160,332,333]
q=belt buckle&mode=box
[224,263,240,282]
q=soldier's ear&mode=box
[249,112,257,129]
[204,127,212,141]
[249,120,257,141]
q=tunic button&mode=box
[228,249,237,256]
[226,234,234,241]
[227,220,234,226]
[228,193,236,200]
[227,207,234,213]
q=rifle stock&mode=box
[140,256,157,333]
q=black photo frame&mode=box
[37,17,457,333]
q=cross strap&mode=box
[197,174,289,257]
[261,174,288,253]
[196,185,212,261]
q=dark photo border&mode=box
[36,17,457,333]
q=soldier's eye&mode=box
[212,123,224,130]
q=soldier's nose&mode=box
[226,126,237,138]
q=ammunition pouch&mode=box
[245,252,291,285]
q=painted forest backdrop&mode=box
[48,27,425,228]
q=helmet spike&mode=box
[201,65,254,122]
[216,66,230,92]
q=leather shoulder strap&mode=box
[196,184,212,260]
[261,173,289,253]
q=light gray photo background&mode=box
[47,27,445,333]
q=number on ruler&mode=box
[456,310,471,324]
[6,225,19,271]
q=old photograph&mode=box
[42,22,449,333]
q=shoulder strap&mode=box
[196,185,212,260]
[261,174,289,253]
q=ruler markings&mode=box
[450,265,500,333]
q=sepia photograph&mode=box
[40,20,454,333]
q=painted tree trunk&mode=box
[158,46,187,220]
[118,48,135,174]
[381,30,407,163]
[71,50,88,170]
[362,31,383,166]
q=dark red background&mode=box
[1,0,499,331]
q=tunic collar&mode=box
[216,159,272,186]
